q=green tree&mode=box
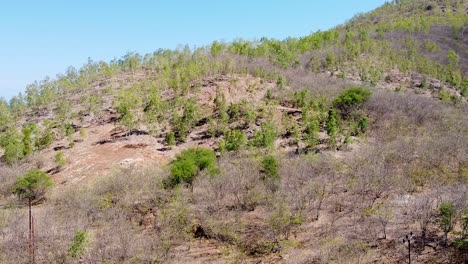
[22,127,34,156]
[114,88,143,134]
[251,122,277,149]
[304,119,320,148]
[0,98,12,132]
[261,155,279,179]
[1,127,25,165]
[172,98,200,142]
[326,108,340,149]
[13,170,53,264]
[222,129,247,152]
[144,85,168,134]
[439,202,457,246]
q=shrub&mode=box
[293,89,310,108]
[304,120,320,148]
[276,76,287,89]
[439,202,457,245]
[36,128,55,150]
[223,129,247,152]
[357,117,369,134]
[55,151,67,167]
[165,131,176,146]
[251,122,277,149]
[261,156,279,179]
[326,108,340,149]
[164,148,219,188]
[333,87,371,114]
[68,230,89,259]
[1,128,25,165]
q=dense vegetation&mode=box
[0,0,467,263]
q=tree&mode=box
[251,122,277,149]
[1,127,25,165]
[333,87,371,116]
[326,108,340,149]
[439,202,457,246]
[0,98,12,132]
[114,88,143,135]
[222,129,247,152]
[304,119,320,149]
[13,170,53,264]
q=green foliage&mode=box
[439,88,452,102]
[172,98,200,142]
[68,230,89,259]
[13,170,53,201]
[210,41,225,56]
[81,94,104,115]
[79,128,87,138]
[423,40,441,53]
[276,76,287,89]
[143,85,168,134]
[0,99,12,132]
[304,119,320,148]
[325,51,336,70]
[21,127,34,155]
[447,49,460,69]
[261,156,279,179]
[55,151,67,167]
[165,148,219,188]
[462,78,468,97]
[333,87,371,114]
[36,128,55,150]
[114,87,143,133]
[251,122,277,149]
[326,108,340,148]
[439,202,457,244]
[293,89,310,108]
[357,117,369,134]
[165,131,176,146]
[1,128,25,165]
[221,129,247,152]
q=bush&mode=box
[36,128,55,150]
[164,148,219,188]
[261,156,279,179]
[251,122,277,149]
[333,87,371,114]
[439,202,457,245]
[223,129,247,152]
[68,230,89,259]
[55,151,67,167]
[165,131,176,146]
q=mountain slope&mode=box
[0,1,467,263]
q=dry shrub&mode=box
[193,154,266,212]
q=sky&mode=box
[0,0,388,100]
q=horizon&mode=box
[0,0,387,100]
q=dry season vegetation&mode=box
[0,0,467,263]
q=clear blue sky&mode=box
[0,0,387,100]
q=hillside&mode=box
[0,0,467,263]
